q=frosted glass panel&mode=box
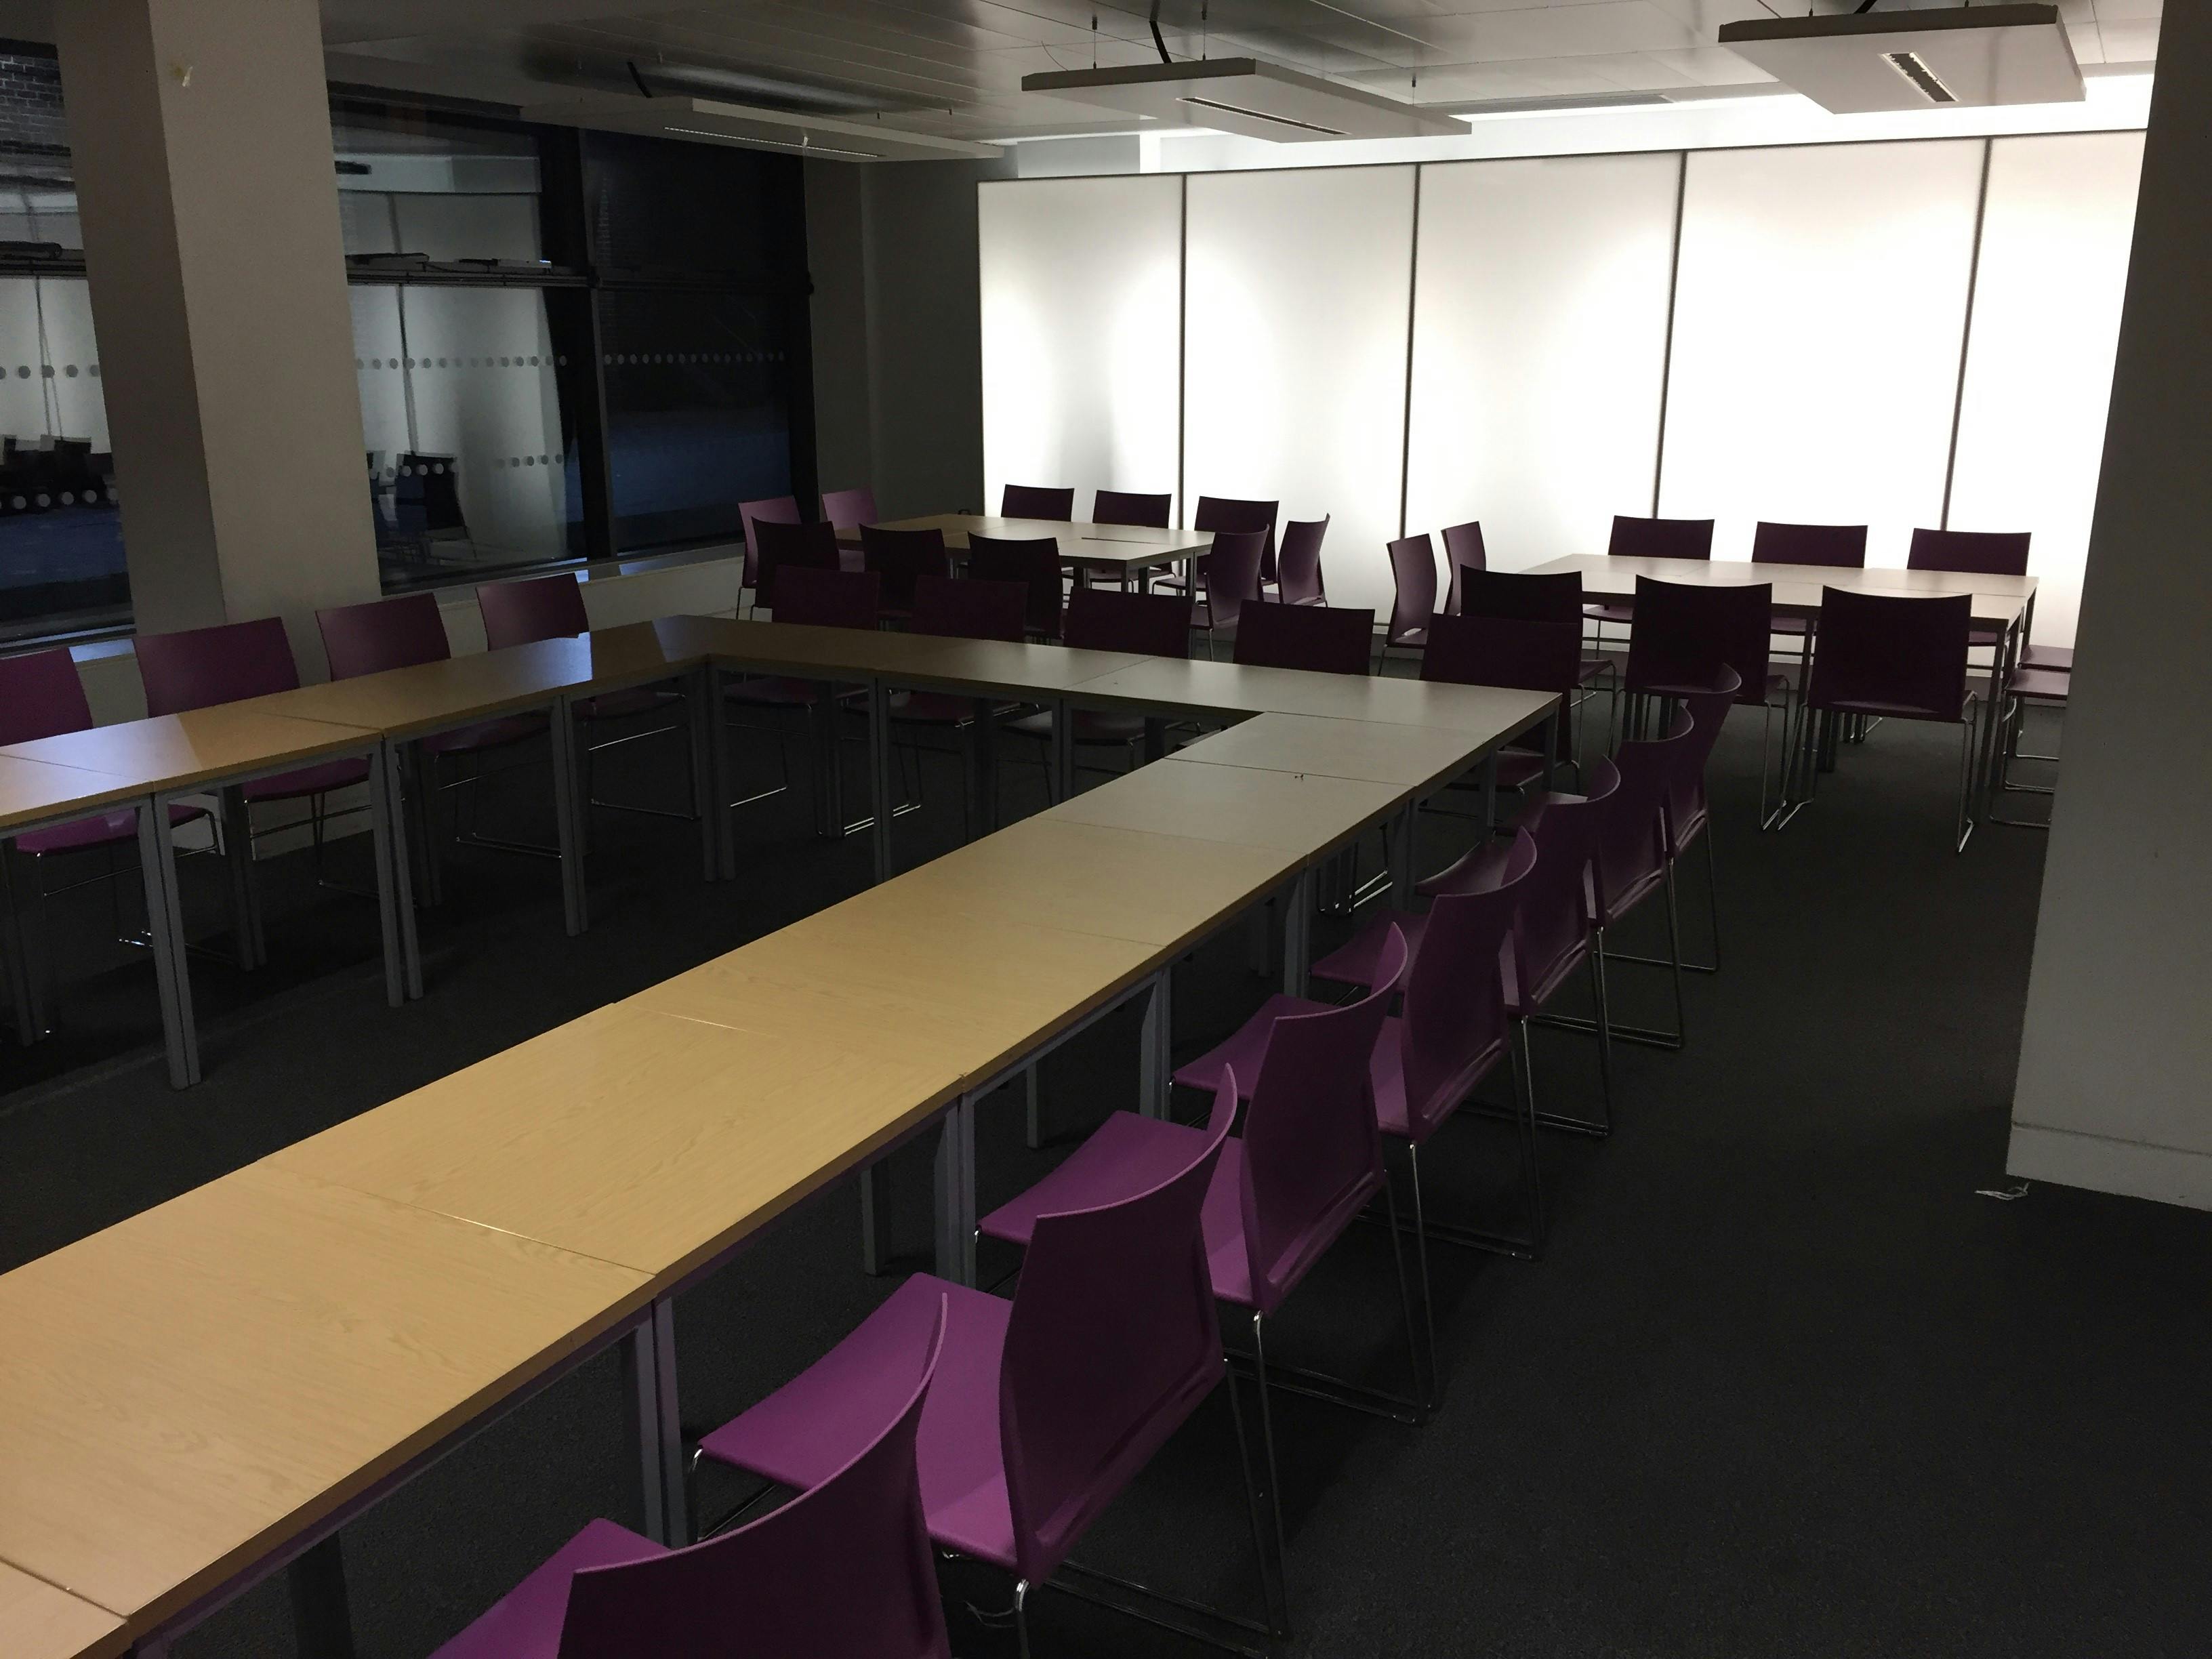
[1406,153,1678,571]
[1948,132,2143,649]
[979,176,1181,520]
[1185,166,1415,613]
[1660,140,1985,567]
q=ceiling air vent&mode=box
[1718,4,2083,115]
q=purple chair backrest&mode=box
[1000,484,1074,520]
[965,534,1063,637]
[1275,516,1328,605]
[1420,613,1581,695]
[1667,668,1742,851]
[137,617,301,714]
[821,487,879,532]
[1233,601,1374,677]
[909,575,1027,644]
[1385,533,1438,644]
[1441,521,1487,615]
[1806,588,1971,720]
[1593,718,1689,926]
[1091,489,1172,529]
[1063,588,1192,657]
[861,525,950,613]
[1198,529,1265,633]
[1753,520,1866,569]
[1454,569,1583,626]
[756,518,842,612]
[480,573,590,649]
[557,1297,951,1659]
[1622,575,1772,706]
[774,567,881,631]
[1907,527,2030,576]
[1193,495,1280,583]
[318,592,451,681]
[1240,928,1408,1315]
[1000,1078,1237,1584]
[1516,762,1618,995]
[1399,832,1534,1143]
[0,647,94,743]
[1609,514,1713,562]
[739,495,802,589]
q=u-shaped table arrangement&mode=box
[0,613,1557,1659]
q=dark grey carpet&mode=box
[3,696,2208,1659]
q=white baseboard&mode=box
[2007,1122,2212,1212]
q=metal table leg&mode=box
[219,787,260,972]
[382,744,423,1002]
[548,694,587,935]
[1389,800,1418,907]
[1139,965,1172,1118]
[1053,698,1077,800]
[933,1095,977,1286]
[140,796,199,1088]
[625,1302,687,1546]
[867,680,893,884]
[366,743,404,1010]
[1282,867,1315,998]
[689,665,718,883]
[287,1535,356,1659]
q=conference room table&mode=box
[0,619,1555,1659]
[842,512,1213,588]
[1524,552,2039,806]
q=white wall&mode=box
[980,125,2146,645]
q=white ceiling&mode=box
[315,0,2160,140]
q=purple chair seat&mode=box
[1311,912,1429,991]
[1170,994,1307,1099]
[892,689,1017,725]
[577,686,679,722]
[1003,706,1145,745]
[429,1518,660,1659]
[697,1275,1026,1569]
[242,756,372,802]
[724,675,829,709]
[2023,644,2072,672]
[1585,601,1633,624]
[16,801,206,857]
[2008,665,2070,702]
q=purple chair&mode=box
[1992,662,2066,830]
[1909,527,2032,658]
[1420,613,1580,795]
[1456,569,1613,703]
[138,617,373,965]
[1580,714,1701,1050]
[1273,516,1329,606]
[754,518,842,613]
[1587,513,1714,641]
[1004,590,1192,790]
[1004,937,1420,1614]
[1642,669,1742,973]
[0,648,209,1040]
[700,1084,1271,1652]
[890,577,1030,839]
[1090,489,1172,529]
[860,525,950,621]
[725,570,881,825]
[1159,495,1279,598]
[436,1299,951,1659]
[1793,587,1980,851]
[1618,575,1791,825]
[1193,529,1265,657]
[737,495,801,602]
[1440,521,1486,617]
[820,487,879,534]
[1384,533,1438,652]
[1753,521,1867,684]
[1233,601,1374,677]
[319,593,546,758]
[966,533,1065,640]
[999,483,1074,520]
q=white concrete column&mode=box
[2007,7,2212,1208]
[55,0,377,674]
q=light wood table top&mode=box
[1524,554,2036,623]
[0,1163,647,1634]
[0,754,150,833]
[880,636,1154,699]
[1044,747,1405,855]
[1066,656,1558,736]
[861,514,1211,571]
[862,815,1300,953]
[0,705,378,796]
[692,616,963,680]
[272,1003,963,1289]
[0,1565,125,1659]
[1172,714,1507,793]
[237,638,590,740]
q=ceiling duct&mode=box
[1717,4,2083,115]
[520,94,1002,164]
[1021,58,1466,142]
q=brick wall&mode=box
[0,52,68,161]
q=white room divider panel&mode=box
[1659,140,1986,568]
[978,175,1183,525]
[1948,131,2146,649]
[1405,152,1679,573]
[1183,165,1415,615]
